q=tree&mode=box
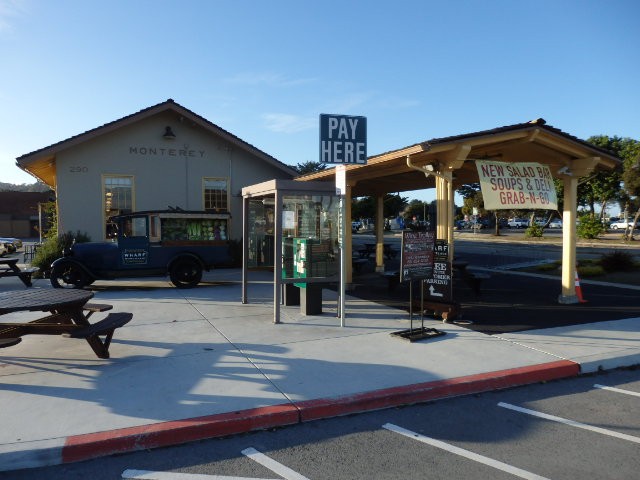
[403,199,432,224]
[351,194,408,221]
[294,161,327,175]
[457,183,481,200]
[352,196,375,220]
[586,135,640,239]
[621,145,640,239]
[578,135,640,218]
[384,194,409,218]
[0,181,51,192]
[458,183,503,233]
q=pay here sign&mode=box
[476,160,557,210]
[319,114,367,164]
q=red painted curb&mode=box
[61,360,579,465]
[62,404,299,464]
[296,360,580,422]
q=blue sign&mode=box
[319,114,367,164]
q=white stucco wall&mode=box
[55,111,293,241]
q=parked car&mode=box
[454,220,467,230]
[548,219,563,229]
[50,210,233,289]
[470,219,490,230]
[507,218,529,228]
[609,220,636,230]
[0,237,23,253]
[351,221,362,233]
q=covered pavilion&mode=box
[295,118,621,304]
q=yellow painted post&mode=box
[436,176,449,242]
[559,176,579,303]
[446,172,455,260]
[375,195,385,272]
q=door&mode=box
[117,215,152,270]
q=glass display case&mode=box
[247,194,339,278]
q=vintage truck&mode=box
[50,210,233,289]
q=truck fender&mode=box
[50,257,95,280]
[167,253,203,271]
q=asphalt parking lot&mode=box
[349,232,640,334]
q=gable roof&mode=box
[16,99,297,187]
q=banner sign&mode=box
[476,161,557,210]
[400,230,435,282]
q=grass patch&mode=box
[578,265,605,277]
[534,262,560,272]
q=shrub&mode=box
[525,224,544,238]
[599,250,637,272]
[31,230,91,278]
[577,215,605,239]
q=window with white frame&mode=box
[203,178,229,212]
[104,175,133,238]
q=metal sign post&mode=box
[335,165,347,326]
[390,230,445,342]
[320,114,367,327]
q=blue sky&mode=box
[1,0,638,206]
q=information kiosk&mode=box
[241,180,340,323]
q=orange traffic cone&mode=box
[575,270,588,303]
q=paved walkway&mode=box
[0,268,638,472]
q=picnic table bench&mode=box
[0,289,131,359]
[0,258,39,287]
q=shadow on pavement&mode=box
[348,265,640,335]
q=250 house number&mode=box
[69,166,88,173]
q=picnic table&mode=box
[0,289,132,358]
[357,243,399,260]
[0,258,39,287]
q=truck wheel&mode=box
[170,258,203,288]
[50,263,88,289]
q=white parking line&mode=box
[594,384,640,397]
[382,423,550,480]
[122,469,275,480]
[241,447,310,480]
[498,402,640,444]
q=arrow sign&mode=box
[425,260,452,302]
[429,285,444,297]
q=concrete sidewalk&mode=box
[0,269,638,472]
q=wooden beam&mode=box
[571,156,600,177]
[440,143,471,171]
